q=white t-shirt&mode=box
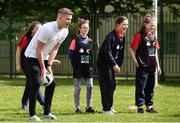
[25,21,69,60]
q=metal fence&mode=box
[0,13,180,78]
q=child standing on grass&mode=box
[68,18,95,113]
[129,14,161,113]
[16,21,44,110]
[97,16,128,115]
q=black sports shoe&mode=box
[86,107,96,113]
[137,108,144,113]
[146,108,158,113]
[75,109,82,113]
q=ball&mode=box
[41,73,53,86]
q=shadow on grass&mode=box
[0,78,74,86]
[0,108,22,112]
[0,77,179,88]
[58,110,135,116]
[0,79,25,86]
[171,114,180,117]
[159,80,180,87]
[0,77,135,87]
[159,114,180,118]
[58,112,101,116]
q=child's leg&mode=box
[144,70,158,113]
[98,67,115,111]
[135,67,148,108]
[37,89,44,106]
[85,78,93,108]
[74,78,82,110]
[21,78,30,107]
[145,70,155,108]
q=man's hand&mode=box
[47,66,53,75]
[41,67,49,80]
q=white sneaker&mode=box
[111,108,117,113]
[44,113,57,120]
[30,115,42,121]
[103,110,115,115]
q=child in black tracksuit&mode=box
[129,14,161,113]
[97,16,128,114]
[16,21,44,110]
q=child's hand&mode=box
[113,64,120,73]
[53,59,61,65]
[157,66,161,75]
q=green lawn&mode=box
[0,77,180,122]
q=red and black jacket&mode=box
[136,31,157,67]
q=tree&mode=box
[0,0,179,18]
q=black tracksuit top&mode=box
[21,36,32,62]
[97,29,125,68]
[136,32,157,67]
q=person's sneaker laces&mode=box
[30,115,42,121]
[146,108,158,113]
[86,107,96,113]
[75,109,82,113]
[103,110,115,115]
[21,104,27,110]
[137,108,144,113]
[44,113,57,120]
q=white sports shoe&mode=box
[44,113,57,120]
[103,110,115,115]
[111,108,117,113]
[30,115,42,121]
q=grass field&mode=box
[0,77,180,122]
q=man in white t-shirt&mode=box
[25,8,73,121]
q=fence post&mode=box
[159,0,165,81]
[8,0,13,79]
[152,0,159,86]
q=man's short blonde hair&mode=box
[58,8,74,16]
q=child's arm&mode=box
[129,47,139,68]
[129,33,141,68]
[53,59,61,65]
[67,39,76,65]
[155,50,161,75]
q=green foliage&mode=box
[0,0,179,18]
[0,77,180,122]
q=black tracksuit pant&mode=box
[27,58,55,116]
[135,66,156,107]
[21,59,44,106]
[98,66,116,111]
